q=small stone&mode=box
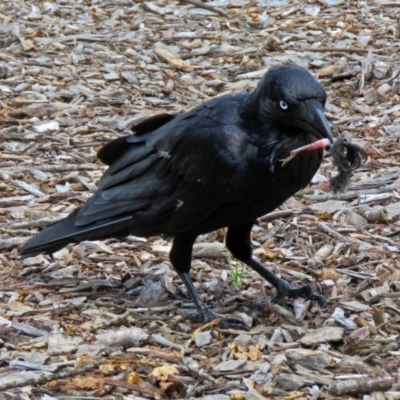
[373,61,390,79]
[195,331,212,347]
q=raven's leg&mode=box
[170,234,249,330]
[226,223,326,308]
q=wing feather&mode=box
[75,93,250,234]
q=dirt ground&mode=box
[1,0,400,399]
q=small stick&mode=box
[180,0,227,16]
[180,318,221,357]
[302,47,376,54]
[281,138,331,166]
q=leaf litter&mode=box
[0,0,400,399]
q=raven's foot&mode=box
[189,310,249,331]
[272,282,327,308]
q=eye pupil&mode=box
[280,101,288,110]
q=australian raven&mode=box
[21,65,333,329]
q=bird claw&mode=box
[218,317,250,331]
[272,282,327,308]
[189,311,249,331]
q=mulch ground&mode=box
[1,0,400,399]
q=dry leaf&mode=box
[126,371,143,384]
[248,345,261,361]
[261,250,284,260]
[150,365,179,381]
[68,376,105,390]
[320,268,339,281]
[372,306,385,328]
[20,38,35,51]
[99,359,132,374]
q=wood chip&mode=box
[299,327,345,346]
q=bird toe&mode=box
[218,317,250,331]
[272,282,326,308]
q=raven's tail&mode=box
[20,208,131,258]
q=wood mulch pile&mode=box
[1,0,400,399]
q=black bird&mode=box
[20,65,333,329]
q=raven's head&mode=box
[242,65,333,176]
[245,65,333,145]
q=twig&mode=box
[89,302,180,332]
[5,216,67,230]
[0,236,30,251]
[151,333,184,351]
[1,163,97,176]
[103,378,156,396]
[127,347,180,363]
[303,47,376,54]
[330,376,394,396]
[0,360,103,391]
[178,361,221,385]
[317,222,347,241]
[304,181,400,202]
[10,180,45,198]
[180,0,227,16]
[379,2,400,6]
[359,49,373,93]
[359,228,400,248]
[180,318,221,357]
[259,210,294,222]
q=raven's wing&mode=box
[75,93,249,236]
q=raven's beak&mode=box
[314,107,333,144]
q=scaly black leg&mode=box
[170,234,249,330]
[226,223,326,308]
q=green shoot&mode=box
[227,254,250,288]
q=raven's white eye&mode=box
[280,101,288,110]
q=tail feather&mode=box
[20,208,131,258]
